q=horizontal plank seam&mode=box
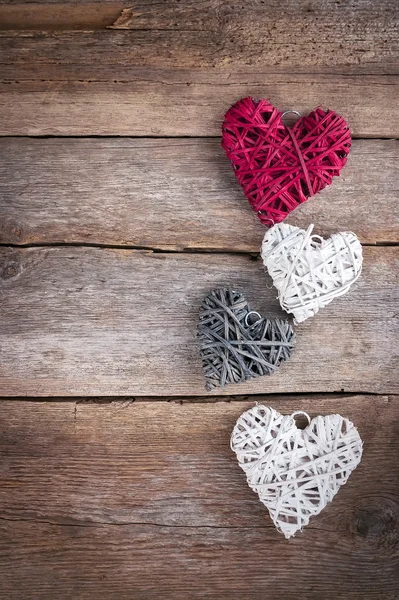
[1,242,398,252]
[2,73,399,79]
[0,392,394,403]
[0,134,398,141]
[76,392,396,402]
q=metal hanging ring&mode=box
[281,110,301,120]
[291,411,311,426]
[244,311,262,327]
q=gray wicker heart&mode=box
[231,405,363,538]
[261,222,363,323]
[198,288,295,390]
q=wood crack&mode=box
[0,515,276,530]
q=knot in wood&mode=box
[0,218,24,243]
[1,257,21,280]
[355,502,399,545]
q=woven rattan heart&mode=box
[261,223,363,323]
[222,97,351,226]
[198,288,295,390]
[231,405,363,538]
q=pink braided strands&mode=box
[222,97,351,226]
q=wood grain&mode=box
[1,72,397,137]
[0,0,398,136]
[0,2,124,30]
[0,1,219,31]
[0,1,398,597]
[0,246,397,396]
[0,396,397,599]
[0,0,397,72]
[0,138,397,248]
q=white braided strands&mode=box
[231,405,363,539]
[261,223,363,323]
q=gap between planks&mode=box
[0,242,398,252]
[0,134,398,139]
[0,391,396,403]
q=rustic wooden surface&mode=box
[0,245,398,396]
[2,73,397,137]
[0,396,398,600]
[0,0,398,598]
[1,138,398,248]
[1,0,399,136]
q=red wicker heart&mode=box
[222,97,351,226]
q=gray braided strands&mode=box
[198,288,295,390]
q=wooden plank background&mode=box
[1,0,399,136]
[0,245,398,396]
[0,0,398,598]
[1,138,398,248]
[0,396,398,600]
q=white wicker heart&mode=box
[261,223,363,323]
[231,405,363,538]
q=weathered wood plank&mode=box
[1,73,397,137]
[0,0,398,137]
[0,1,219,31]
[0,2,125,30]
[0,246,397,396]
[0,0,397,73]
[0,138,397,248]
[0,396,397,599]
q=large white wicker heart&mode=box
[231,405,363,539]
[261,223,363,323]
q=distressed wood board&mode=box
[0,138,398,249]
[0,0,398,598]
[0,396,397,600]
[0,0,398,136]
[1,0,398,71]
[0,246,397,396]
[1,73,398,137]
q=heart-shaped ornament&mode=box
[222,97,351,226]
[261,222,363,323]
[198,288,295,390]
[231,405,363,538]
